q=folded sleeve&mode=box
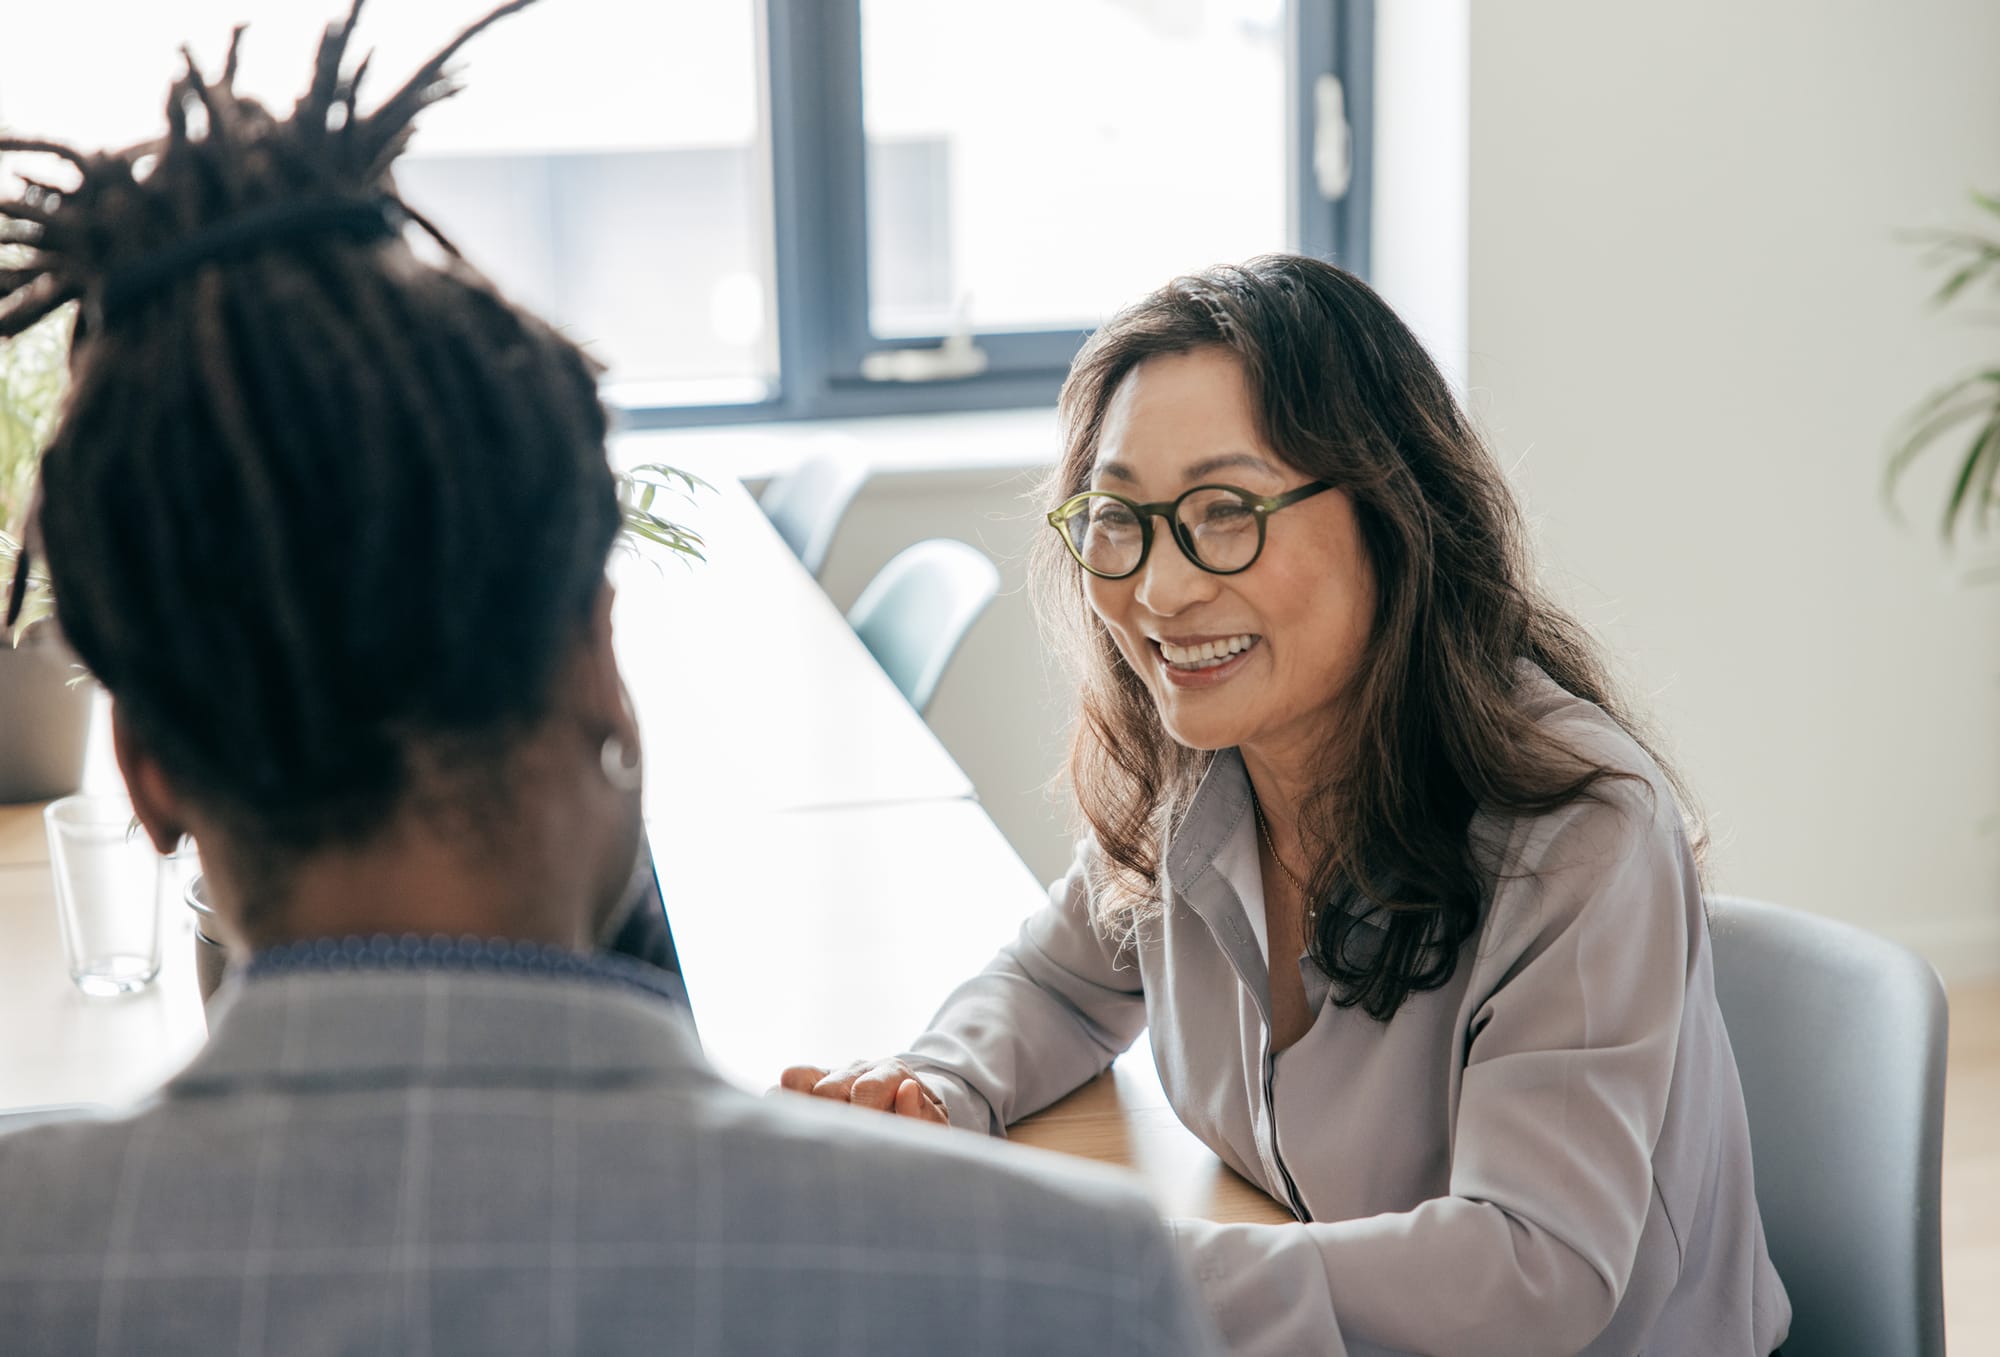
[899,839,1150,1136]
[1173,787,1695,1357]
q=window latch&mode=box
[860,329,991,384]
[1313,74,1352,201]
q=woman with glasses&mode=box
[784,255,1789,1356]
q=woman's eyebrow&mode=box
[1092,450,1277,485]
[1183,450,1278,481]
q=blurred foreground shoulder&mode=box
[732,1087,1222,1355]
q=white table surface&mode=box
[653,797,1045,1089]
[615,469,974,817]
[0,850,207,1112]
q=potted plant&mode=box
[1888,190,2000,557]
[0,281,91,803]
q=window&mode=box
[1,0,777,407]
[393,1,776,408]
[729,0,1373,427]
[0,0,1372,426]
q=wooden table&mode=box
[0,472,1288,1226]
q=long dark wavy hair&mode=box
[1036,254,1701,1020]
[0,0,619,891]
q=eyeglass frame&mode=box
[1046,479,1339,580]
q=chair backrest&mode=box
[1705,894,1949,1357]
[759,446,871,578]
[847,539,1001,715]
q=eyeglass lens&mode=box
[1059,489,1263,576]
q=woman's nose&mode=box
[1131,531,1219,617]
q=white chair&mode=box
[759,447,871,579]
[1706,894,1949,1357]
[847,539,1000,716]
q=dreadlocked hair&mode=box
[0,0,621,870]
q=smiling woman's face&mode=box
[1083,346,1376,761]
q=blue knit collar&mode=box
[242,933,689,1010]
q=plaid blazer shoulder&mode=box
[0,969,1218,1356]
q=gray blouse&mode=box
[902,669,1790,1356]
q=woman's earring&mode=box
[599,733,643,792]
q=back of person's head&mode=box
[0,1,620,879]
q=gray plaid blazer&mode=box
[0,968,1218,1355]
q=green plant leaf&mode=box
[0,526,52,643]
[1892,388,1997,462]
[629,461,710,498]
[1972,410,2000,536]
[613,462,708,566]
[1937,252,2000,305]
[1887,310,2000,481]
[0,349,71,530]
[1885,373,2000,501]
[1941,414,2000,542]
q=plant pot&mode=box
[0,633,92,804]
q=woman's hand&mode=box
[777,1058,949,1124]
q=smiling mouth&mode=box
[1155,634,1260,671]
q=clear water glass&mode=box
[43,794,164,997]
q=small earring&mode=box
[599,734,643,792]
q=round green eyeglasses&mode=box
[1046,481,1336,579]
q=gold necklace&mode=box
[1253,799,1313,901]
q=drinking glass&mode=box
[43,795,165,997]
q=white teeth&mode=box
[1159,634,1257,668]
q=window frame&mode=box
[616,0,1373,430]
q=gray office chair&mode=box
[760,447,871,578]
[847,539,1001,716]
[1706,894,1949,1357]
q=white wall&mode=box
[1469,0,2000,978]
[1371,0,1470,390]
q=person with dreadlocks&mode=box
[0,6,1222,1353]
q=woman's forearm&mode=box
[900,853,1149,1134]
[901,923,1148,1134]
